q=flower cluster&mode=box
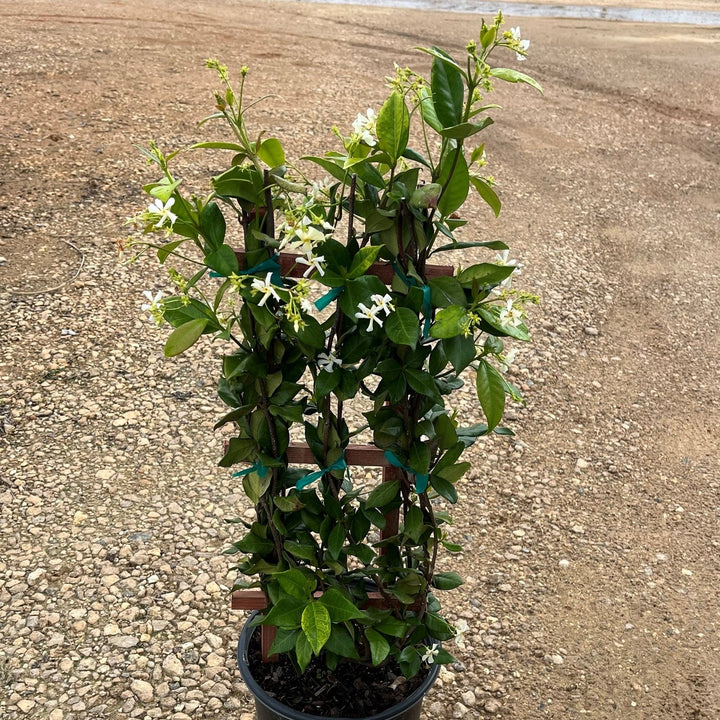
[355,293,395,330]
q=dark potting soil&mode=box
[247,631,428,718]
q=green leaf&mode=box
[457,262,513,286]
[262,598,306,629]
[431,571,463,590]
[417,87,443,134]
[442,334,476,372]
[257,137,285,168]
[276,569,315,600]
[164,318,208,357]
[242,471,271,505]
[295,632,313,672]
[205,244,239,277]
[301,601,331,655]
[424,612,457,641]
[218,437,256,467]
[348,245,382,279]
[157,239,183,264]
[402,147,431,169]
[325,624,360,659]
[429,475,458,503]
[385,307,419,349]
[429,276,465,308]
[476,359,506,431]
[191,141,246,152]
[409,443,430,476]
[489,67,544,95]
[431,56,465,128]
[268,628,299,655]
[437,151,469,216]
[398,646,421,678]
[434,413,458,450]
[199,201,226,252]
[365,480,400,509]
[365,628,390,665]
[376,91,410,164]
[469,176,501,217]
[327,524,345,561]
[429,305,467,339]
[439,117,493,140]
[318,588,367,622]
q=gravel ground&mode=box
[1,1,719,719]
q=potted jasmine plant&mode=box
[131,14,540,720]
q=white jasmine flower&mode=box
[300,298,314,314]
[141,290,164,325]
[501,347,518,372]
[421,643,440,664]
[251,272,281,307]
[370,293,395,316]
[510,26,521,40]
[288,224,325,256]
[355,302,383,331]
[517,39,530,61]
[297,254,326,278]
[499,299,523,328]
[317,352,342,373]
[352,108,377,146]
[147,197,177,228]
[454,619,469,648]
[494,249,523,274]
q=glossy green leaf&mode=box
[437,151,469,217]
[429,305,467,339]
[295,632,313,672]
[431,56,465,128]
[429,276,465,308]
[205,244,239,277]
[318,588,367,622]
[348,245,383,279]
[257,137,285,168]
[385,307,419,349]
[276,568,315,600]
[301,601,331,655]
[431,571,463,590]
[469,175,502,217]
[268,628,299,655]
[327,524,345,561]
[164,318,208,357]
[365,628,390,665]
[489,67,544,95]
[325,624,360,659]
[457,262,513,286]
[439,117,493,140]
[366,480,400,509]
[376,90,410,163]
[442,334,476,372]
[262,598,306,629]
[476,359,505,431]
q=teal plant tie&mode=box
[210,254,282,285]
[384,450,429,493]
[314,285,345,311]
[392,262,432,338]
[296,456,348,490]
[232,460,269,479]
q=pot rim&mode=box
[237,611,440,720]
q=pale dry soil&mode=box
[1,1,719,719]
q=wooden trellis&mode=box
[230,250,452,661]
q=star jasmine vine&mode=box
[128,13,541,682]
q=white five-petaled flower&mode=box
[453,619,469,648]
[317,352,342,373]
[251,272,281,307]
[141,290,164,325]
[516,38,530,61]
[352,108,378,146]
[499,299,523,328]
[421,643,440,665]
[355,302,383,331]
[297,254,326,278]
[370,293,395,316]
[300,298,315,314]
[147,197,177,228]
[501,347,518,372]
[510,26,530,61]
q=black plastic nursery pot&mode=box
[237,613,440,720]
